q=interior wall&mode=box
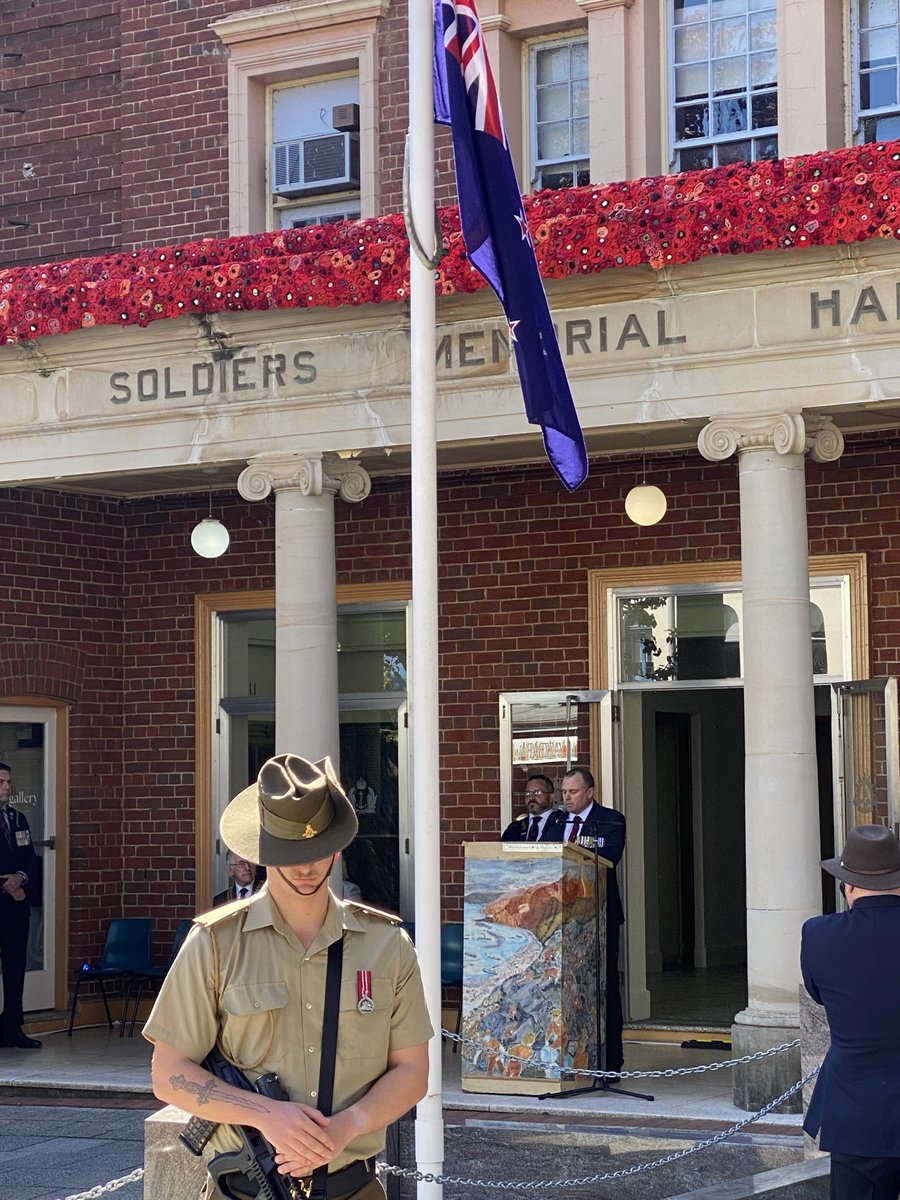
[640,688,746,975]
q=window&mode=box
[855,0,900,142]
[211,2,384,235]
[271,75,361,228]
[613,579,848,687]
[530,38,590,190]
[671,0,777,171]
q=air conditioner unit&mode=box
[272,133,360,198]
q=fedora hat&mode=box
[221,754,358,867]
[820,824,900,890]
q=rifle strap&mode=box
[310,935,344,1200]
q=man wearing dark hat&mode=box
[144,754,433,1200]
[801,824,900,1200]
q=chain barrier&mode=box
[55,1167,144,1200]
[381,1066,820,1191]
[440,1028,800,1079]
[48,1038,806,1198]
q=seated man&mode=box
[543,766,626,1076]
[501,774,559,842]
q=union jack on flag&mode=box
[433,0,588,491]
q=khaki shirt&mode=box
[143,887,433,1170]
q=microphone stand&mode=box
[541,839,653,1102]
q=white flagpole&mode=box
[408,1,444,1197]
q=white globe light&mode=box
[624,484,667,526]
[190,517,230,558]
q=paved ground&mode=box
[0,1098,156,1200]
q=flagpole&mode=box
[408,1,444,1197]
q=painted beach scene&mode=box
[461,844,606,1093]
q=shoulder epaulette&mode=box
[344,899,402,925]
[194,897,250,927]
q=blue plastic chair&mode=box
[440,922,464,1051]
[67,918,154,1036]
[120,918,193,1037]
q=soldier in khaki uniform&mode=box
[144,753,433,1200]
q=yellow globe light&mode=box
[624,484,667,526]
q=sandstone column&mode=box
[238,453,371,763]
[698,412,843,1109]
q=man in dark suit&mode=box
[543,766,626,1075]
[0,760,41,1049]
[501,773,558,842]
[801,824,900,1200]
[212,852,264,906]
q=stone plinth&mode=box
[799,984,830,1159]
[144,1104,208,1199]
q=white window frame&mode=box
[528,35,590,192]
[211,1,385,236]
[851,0,900,143]
[668,0,778,172]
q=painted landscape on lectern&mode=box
[461,850,605,1087]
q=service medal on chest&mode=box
[357,969,374,1013]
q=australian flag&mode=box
[433,0,588,491]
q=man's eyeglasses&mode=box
[524,790,551,798]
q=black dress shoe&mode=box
[0,1032,42,1049]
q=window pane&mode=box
[712,0,746,15]
[675,0,709,25]
[676,61,709,100]
[751,90,777,128]
[754,133,778,158]
[713,55,747,94]
[750,50,777,87]
[862,111,900,140]
[337,611,407,693]
[575,163,591,186]
[675,23,710,63]
[539,164,576,189]
[571,39,589,77]
[537,82,571,123]
[749,11,777,52]
[861,27,898,70]
[712,16,748,57]
[537,121,571,159]
[861,67,899,108]
[861,0,899,26]
[676,102,710,140]
[535,45,570,85]
[714,96,748,133]
[717,138,752,164]
[572,78,589,118]
[679,144,715,169]
[573,117,589,155]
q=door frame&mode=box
[195,583,411,913]
[1,698,69,1013]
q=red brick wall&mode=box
[0,0,456,266]
[5,430,900,985]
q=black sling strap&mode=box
[310,935,344,1200]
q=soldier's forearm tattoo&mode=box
[169,1073,269,1112]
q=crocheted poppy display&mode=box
[2,140,899,345]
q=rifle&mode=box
[179,1046,301,1200]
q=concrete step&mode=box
[666,1156,829,1199]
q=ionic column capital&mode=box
[237,453,372,504]
[697,413,844,464]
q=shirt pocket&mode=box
[221,981,289,1069]
[336,977,392,1063]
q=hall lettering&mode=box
[810,285,895,329]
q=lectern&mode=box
[461,840,609,1095]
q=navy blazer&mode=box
[0,805,39,900]
[542,803,626,926]
[801,894,900,1156]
